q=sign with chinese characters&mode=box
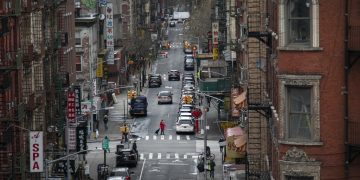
[213,48,219,60]
[76,126,88,153]
[212,22,219,46]
[96,58,103,77]
[106,3,114,64]
[81,101,97,114]
[30,131,44,172]
[67,90,76,123]
[68,127,77,150]
[74,86,82,117]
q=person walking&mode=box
[103,115,109,130]
[209,159,216,179]
[160,119,166,135]
[120,123,130,142]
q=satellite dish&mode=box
[99,14,105,20]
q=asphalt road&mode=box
[86,22,206,180]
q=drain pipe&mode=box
[344,0,350,179]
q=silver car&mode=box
[157,91,173,104]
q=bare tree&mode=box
[184,0,214,39]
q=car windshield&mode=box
[179,120,192,124]
[112,170,128,176]
[159,91,171,96]
[185,59,193,63]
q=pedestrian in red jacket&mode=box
[160,119,166,135]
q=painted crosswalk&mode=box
[138,135,193,141]
[138,153,198,160]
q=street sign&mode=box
[30,131,44,172]
[102,136,110,152]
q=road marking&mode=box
[177,135,180,140]
[149,153,153,159]
[146,136,149,140]
[186,135,190,140]
[158,153,161,159]
[139,159,146,180]
[184,155,187,159]
[169,135,172,140]
[161,135,165,140]
[153,135,157,140]
[140,153,144,160]
[158,162,189,166]
[166,153,171,159]
[175,153,179,159]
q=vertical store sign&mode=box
[76,126,88,153]
[67,90,76,123]
[106,3,114,64]
[30,131,44,172]
[68,127,77,150]
[74,86,82,119]
[212,22,219,60]
[96,58,103,77]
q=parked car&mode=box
[180,104,194,110]
[158,91,173,104]
[179,108,192,114]
[184,48,193,54]
[183,84,195,91]
[148,74,162,88]
[115,143,139,167]
[184,58,195,71]
[129,96,148,116]
[184,54,193,60]
[168,70,180,81]
[108,167,134,180]
[176,116,195,134]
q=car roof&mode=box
[170,70,179,72]
[180,112,192,115]
[112,167,129,172]
[178,116,193,120]
[107,177,126,180]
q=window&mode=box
[75,38,81,45]
[75,56,82,72]
[287,87,312,140]
[279,0,320,49]
[287,0,311,44]
[278,75,322,145]
[287,176,314,180]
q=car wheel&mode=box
[170,101,173,104]
[158,101,161,104]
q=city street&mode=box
[86,22,224,180]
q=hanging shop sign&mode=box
[68,127,77,150]
[76,126,88,153]
[212,22,219,46]
[67,90,76,124]
[106,3,114,64]
[74,86,82,117]
[30,131,44,172]
[96,58,103,77]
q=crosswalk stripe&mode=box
[175,153,179,159]
[161,135,165,140]
[153,135,157,140]
[146,136,149,140]
[184,154,187,159]
[169,135,172,140]
[158,153,161,159]
[177,135,180,140]
[186,135,190,140]
[149,153,153,159]
[166,153,170,159]
[140,154,144,160]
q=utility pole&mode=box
[203,106,208,180]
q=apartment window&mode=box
[287,176,314,180]
[76,56,82,72]
[287,87,311,140]
[75,38,81,45]
[287,0,311,45]
[278,75,322,144]
[279,0,320,49]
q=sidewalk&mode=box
[88,63,153,143]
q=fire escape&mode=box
[0,0,24,178]
[245,0,272,179]
[345,0,360,175]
